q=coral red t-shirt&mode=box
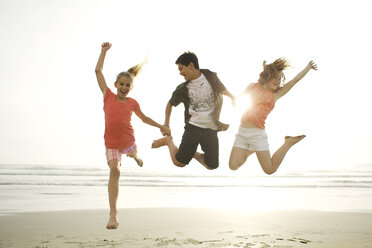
[103,88,139,149]
[241,83,275,129]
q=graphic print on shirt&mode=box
[187,74,216,113]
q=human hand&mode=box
[101,42,112,52]
[308,61,318,70]
[161,125,171,136]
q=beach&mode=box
[1,208,372,248]
[1,0,372,246]
[1,164,372,247]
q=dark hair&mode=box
[258,58,290,86]
[175,52,199,69]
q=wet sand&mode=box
[1,208,371,247]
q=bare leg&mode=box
[152,136,215,169]
[127,152,143,167]
[229,147,255,170]
[106,160,120,229]
[194,152,214,170]
[256,135,305,175]
[152,136,185,167]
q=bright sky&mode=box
[0,0,371,174]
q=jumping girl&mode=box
[229,58,317,174]
[95,42,169,229]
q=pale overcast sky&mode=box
[0,0,371,174]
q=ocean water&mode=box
[0,164,372,214]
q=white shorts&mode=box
[233,127,269,151]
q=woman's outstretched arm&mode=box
[95,42,112,96]
[275,61,317,100]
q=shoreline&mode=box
[1,208,372,247]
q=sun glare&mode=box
[235,94,251,114]
[221,94,252,124]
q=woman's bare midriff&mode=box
[240,120,259,128]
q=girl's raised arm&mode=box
[275,61,317,100]
[95,42,112,96]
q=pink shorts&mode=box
[106,143,137,164]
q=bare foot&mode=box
[151,136,171,148]
[285,135,306,146]
[193,152,203,161]
[134,157,143,167]
[106,215,119,229]
[127,153,144,167]
[193,152,213,170]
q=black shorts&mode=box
[176,123,219,169]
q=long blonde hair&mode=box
[258,58,290,87]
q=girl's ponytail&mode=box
[115,57,148,83]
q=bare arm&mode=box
[164,101,173,127]
[162,102,173,136]
[222,89,236,106]
[275,61,318,100]
[237,83,254,98]
[134,107,170,136]
[95,42,112,96]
